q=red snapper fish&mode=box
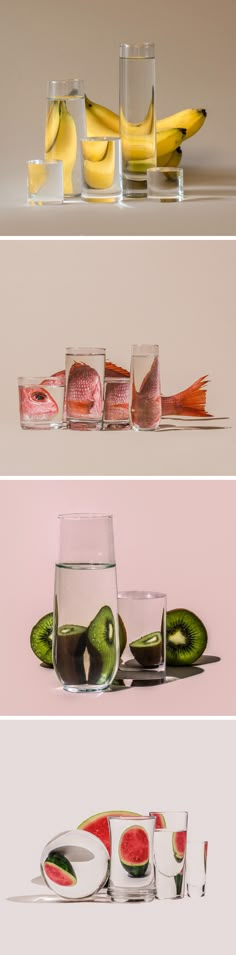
[46,364,211,420]
[19,385,58,418]
[66,361,102,417]
[131,355,162,429]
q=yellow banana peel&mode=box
[46,102,77,195]
[83,140,115,189]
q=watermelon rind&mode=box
[43,851,77,886]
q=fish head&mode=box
[19,386,58,418]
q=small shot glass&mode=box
[18,377,65,429]
[80,137,122,202]
[103,377,130,430]
[118,591,166,678]
[186,841,208,899]
[27,160,64,205]
[147,166,184,202]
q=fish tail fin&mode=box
[162,376,212,417]
[105,361,130,378]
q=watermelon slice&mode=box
[151,813,166,830]
[43,850,77,887]
[172,831,187,862]
[119,825,149,877]
[78,810,140,855]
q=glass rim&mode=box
[131,344,159,355]
[187,839,208,845]
[150,810,188,816]
[105,376,130,384]
[108,814,153,821]
[147,166,183,176]
[65,347,106,355]
[58,513,113,520]
[119,41,155,58]
[118,591,166,600]
[82,136,121,143]
[47,78,84,96]
[18,376,64,387]
[27,159,63,167]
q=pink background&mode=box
[1,478,235,715]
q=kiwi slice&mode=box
[166,609,207,666]
[130,631,162,668]
[118,614,127,657]
[30,612,53,667]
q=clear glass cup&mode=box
[147,167,184,202]
[65,347,105,430]
[118,591,166,678]
[150,811,188,900]
[45,79,86,199]
[41,828,109,900]
[53,513,120,693]
[186,841,208,899]
[119,42,156,197]
[27,160,64,205]
[103,376,130,429]
[81,137,122,202]
[18,376,65,429]
[108,816,155,902]
[130,345,161,431]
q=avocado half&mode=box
[130,631,163,668]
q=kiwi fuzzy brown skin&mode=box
[166,608,207,666]
[130,632,162,668]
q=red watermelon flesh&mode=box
[78,810,140,855]
[172,830,187,862]
[151,813,166,830]
[44,861,76,887]
[204,841,208,870]
[119,825,149,877]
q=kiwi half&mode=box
[166,609,207,666]
[130,631,162,668]
[30,612,53,667]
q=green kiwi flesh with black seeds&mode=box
[166,608,207,666]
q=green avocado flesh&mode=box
[87,605,117,684]
[119,826,149,878]
[43,851,77,886]
[30,612,53,666]
[130,631,162,668]
[166,609,207,666]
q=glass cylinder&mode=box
[130,345,161,431]
[27,160,63,205]
[45,79,86,199]
[118,591,166,678]
[186,841,208,899]
[53,514,120,693]
[81,137,122,202]
[65,347,105,430]
[103,376,130,429]
[150,811,188,900]
[119,42,156,197]
[41,828,109,900]
[18,376,65,429]
[108,816,155,902]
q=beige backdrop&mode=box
[0,238,235,475]
[0,0,236,234]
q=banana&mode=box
[45,101,60,153]
[166,146,182,168]
[120,102,154,137]
[157,108,207,140]
[84,141,115,189]
[82,139,108,161]
[85,95,119,135]
[157,128,186,160]
[28,162,47,197]
[46,102,77,195]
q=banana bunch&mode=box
[85,96,207,168]
[45,100,77,195]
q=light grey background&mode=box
[0,238,235,475]
[1,719,235,954]
[0,0,236,234]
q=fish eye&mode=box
[32,391,46,401]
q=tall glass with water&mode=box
[119,42,156,197]
[45,79,86,198]
[53,514,120,692]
